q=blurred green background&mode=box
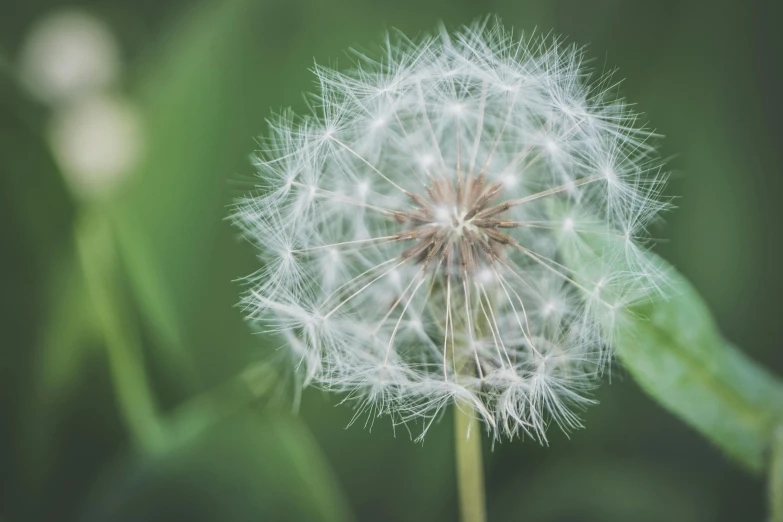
[1,0,782,520]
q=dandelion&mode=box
[235,19,667,446]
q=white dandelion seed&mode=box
[234,18,669,442]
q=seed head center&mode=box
[453,211,476,236]
[394,174,521,279]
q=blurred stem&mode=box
[771,426,783,522]
[75,209,165,453]
[454,403,486,522]
[163,363,277,446]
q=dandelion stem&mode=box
[454,403,486,522]
[770,426,783,522]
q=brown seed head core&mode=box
[392,173,521,281]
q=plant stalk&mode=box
[454,403,487,522]
[76,210,165,453]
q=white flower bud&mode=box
[49,95,142,199]
[19,10,120,106]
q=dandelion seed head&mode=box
[235,18,669,442]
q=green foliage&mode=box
[81,414,354,522]
[561,233,783,472]
[613,263,783,472]
[0,72,94,495]
[1,1,355,519]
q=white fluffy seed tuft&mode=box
[234,18,669,442]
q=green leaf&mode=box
[561,231,783,471]
[0,71,97,495]
[109,0,260,383]
[111,0,312,386]
[16,250,101,495]
[615,261,783,471]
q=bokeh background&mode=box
[1,0,782,521]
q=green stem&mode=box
[75,210,165,452]
[454,403,487,522]
[771,426,783,522]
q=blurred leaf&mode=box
[0,64,74,268]
[561,233,783,472]
[0,68,95,501]
[111,0,280,384]
[0,67,84,403]
[19,250,101,494]
[614,260,783,472]
[37,260,97,396]
[771,428,783,522]
[81,413,354,522]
